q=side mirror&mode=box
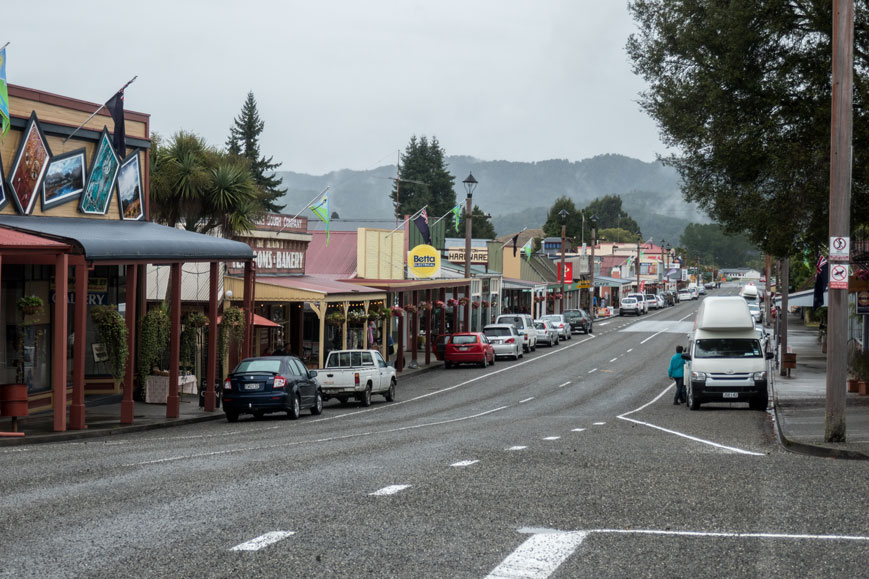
[681,353,691,361]
[386,360,393,367]
[765,352,774,360]
[308,370,318,378]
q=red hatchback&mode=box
[444,332,495,369]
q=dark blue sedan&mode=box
[222,356,323,422]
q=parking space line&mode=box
[370,485,411,496]
[519,397,535,404]
[609,357,618,363]
[451,460,479,467]
[626,348,633,353]
[571,428,585,432]
[507,446,527,451]
[486,531,588,579]
[230,531,294,551]
[543,436,561,441]
[588,368,598,374]
[557,381,571,388]
[593,422,606,426]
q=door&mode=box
[360,352,381,391]
[374,351,390,391]
[289,358,313,406]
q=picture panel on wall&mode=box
[116,151,143,221]
[9,111,52,215]
[0,149,8,211]
[42,148,86,211]
[79,127,119,215]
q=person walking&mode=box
[669,345,686,404]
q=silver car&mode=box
[540,314,571,340]
[482,324,523,360]
[533,320,559,347]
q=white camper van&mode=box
[682,296,773,410]
[739,283,759,304]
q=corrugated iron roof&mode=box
[261,274,382,296]
[305,231,358,276]
[0,227,69,249]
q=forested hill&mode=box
[275,154,709,242]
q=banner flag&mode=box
[523,239,533,261]
[309,193,331,245]
[413,208,431,245]
[511,234,519,257]
[451,205,461,231]
[105,90,126,153]
[0,47,9,136]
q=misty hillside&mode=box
[276,154,710,243]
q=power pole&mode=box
[826,0,854,442]
[764,254,772,327]
[780,258,790,377]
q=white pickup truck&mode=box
[319,349,396,406]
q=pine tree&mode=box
[227,91,285,212]
[390,135,456,220]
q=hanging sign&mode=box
[829,236,850,262]
[857,291,869,315]
[829,263,849,289]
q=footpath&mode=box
[772,313,869,459]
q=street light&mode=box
[664,242,672,291]
[462,172,477,331]
[559,209,568,313]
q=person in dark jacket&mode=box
[669,345,686,404]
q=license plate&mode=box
[722,392,738,398]
[458,346,469,351]
[244,383,260,391]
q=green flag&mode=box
[309,193,330,245]
[451,205,461,232]
[0,47,9,136]
[523,239,533,261]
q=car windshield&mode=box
[622,298,636,304]
[541,315,561,322]
[694,338,763,358]
[326,351,367,368]
[451,335,479,345]
[748,304,760,311]
[498,316,523,328]
[235,359,281,373]
[484,328,511,337]
[534,322,546,330]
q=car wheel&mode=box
[445,360,452,369]
[518,349,524,359]
[385,379,396,402]
[311,390,324,415]
[225,411,239,423]
[749,391,768,411]
[253,410,264,420]
[359,384,372,407]
[513,350,520,360]
[287,394,301,420]
[687,384,700,411]
[489,353,495,365]
[589,324,593,333]
[480,354,487,368]
[531,342,536,351]
[523,344,529,353]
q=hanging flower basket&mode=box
[347,310,368,324]
[404,304,418,314]
[326,312,346,325]
[390,306,405,318]
[458,296,470,306]
[547,294,556,301]
[471,301,480,309]
[17,295,43,317]
[434,300,445,310]
[481,300,490,308]
[447,298,459,307]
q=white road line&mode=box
[592,528,869,541]
[557,381,571,388]
[571,428,586,432]
[617,384,764,456]
[543,436,561,441]
[598,321,611,326]
[230,531,294,551]
[626,348,633,353]
[451,460,479,467]
[609,357,618,363]
[507,446,527,451]
[370,484,410,496]
[640,327,669,344]
[593,422,606,426]
[519,397,535,404]
[486,531,588,579]
[587,368,598,374]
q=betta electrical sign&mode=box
[407,244,441,279]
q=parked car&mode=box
[444,333,495,368]
[698,285,707,295]
[626,293,648,314]
[483,324,523,360]
[540,314,571,340]
[319,349,396,406]
[619,297,642,316]
[678,289,692,302]
[655,295,666,309]
[645,294,661,310]
[747,302,763,324]
[223,355,323,422]
[755,326,770,354]
[533,320,559,347]
[564,308,593,334]
[495,314,537,352]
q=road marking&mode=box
[593,422,606,426]
[507,446,527,451]
[557,381,571,388]
[543,436,561,441]
[588,368,598,374]
[609,357,618,363]
[519,397,535,404]
[571,428,586,432]
[486,531,588,579]
[231,531,294,551]
[370,485,411,496]
[451,459,479,467]
[626,348,633,353]
[598,321,611,326]
[592,528,869,541]
[617,383,764,456]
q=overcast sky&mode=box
[7,1,664,175]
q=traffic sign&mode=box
[829,263,849,289]
[829,236,850,261]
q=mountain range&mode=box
[275,154,710,244]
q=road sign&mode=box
[829,236,850,261]
[829,263,849,289]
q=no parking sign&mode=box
[829,263,849,289]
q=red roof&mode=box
[260,274,383,296]
[599,255,629,270]
[305,231,358,276]
[0,227,69,250]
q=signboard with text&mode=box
[557,262,573,283]
[829,263,850,289]
[447,247,488,265]
[229,238,306,275]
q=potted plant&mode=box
[390,306,405,318]
[326,311,346,326]
[434,300,445,310]
[219,306,246,364]
[458,296,469,306]
[17,295,44,317]
[137,307,170,399]
[404,304,418,314]
[90,305,129,384]
[471,301,480,310]
[346,310,367,325]
[447,298,458,308]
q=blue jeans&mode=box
[673,376,686,403]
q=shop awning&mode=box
[0,216,254,262]
[594,275,633,288]
[217,313,280,327]
[228,274,387,303]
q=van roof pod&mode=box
[694,297,754,331]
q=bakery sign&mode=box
[229,238,306,275]
[447,247,488,265]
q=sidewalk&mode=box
[0,359,444,447]
[772,313,869,459]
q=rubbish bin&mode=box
[198,380,221,409]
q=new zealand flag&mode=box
[105,90,126,154]
[413,208,431,245]
[813,255,828,309]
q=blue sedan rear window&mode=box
[235,359,282,373]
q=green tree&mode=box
[679,223,759,269]
[542,197,583,239]
[150,131,261,238]
[597,227,638,245]
[627,1,869,258]
[582,195,641,236]
[457,205,497,239]
[391,135,457,220]
[226,91,285,212]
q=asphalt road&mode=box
[1,290,867,578]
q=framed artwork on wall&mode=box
[79,128,119,215]
[8,111,52,215]
[42,148,87,211]
[116,151,144,221]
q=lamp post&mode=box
[462,172,477,331]
[559,209,568,313]
[664,242,671,291]
[636,233,642,293]
[590,215,598,316]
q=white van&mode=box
[495,313,537,353]
[682,296,773,410]
[739,284,759,304]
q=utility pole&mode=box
[590,217,597,316]
[636,236,641,293]
[559,209,568,314]
[764,255,772,327]
[780,258,790,377]
[826,0,854,442]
